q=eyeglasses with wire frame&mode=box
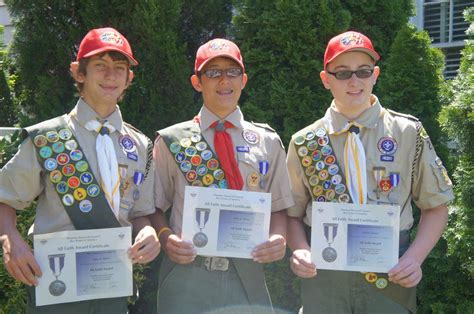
[326,68,374,80]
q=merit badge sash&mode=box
[294,126,415,313]
[27,115,121,230]
[158,120,271,307]
[293,127,352,203]
[158,120,228,189]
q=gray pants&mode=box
[157,255,273,314]
[301,270,410,314]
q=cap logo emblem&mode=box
[209,41,229,52]
[340,33,363,47]
[99,31,124,47]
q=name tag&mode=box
[236,146,250,153]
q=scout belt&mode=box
[27,115,121,230]
[293,126,415,313]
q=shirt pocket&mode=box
[431,158,452,192]
[238,150,266,192]
[366,158,402,204]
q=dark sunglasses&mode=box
[326,68,374,80]
[201,68,243,79]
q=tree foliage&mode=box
[425,7,474,313]
[0,25,17,127]
[377,24,445,150]
[340,0,413,67]
[233,0,351,145]
[4,0,194,138]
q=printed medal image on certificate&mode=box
[34,227,132,306]
[182,186,271,258]
[311,202,400,273]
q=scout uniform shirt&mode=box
[0,98,155,235]
[287,95,454,230]
[154,105,293,235]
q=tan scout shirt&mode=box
[0,99,155,235]
[155,106,294,234]
[287,96,454,230]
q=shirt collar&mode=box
[69,98,124,133]
[326,95,382,134]
[198,105,245,130]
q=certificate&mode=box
[34,227,132,306]
[311,202,400,273]
[182,186,271,258]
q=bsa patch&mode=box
[67,176,80,189]
[56,182,68,194]
[70,150,83,161]
[315,128,326,138]
[73,188,87,201]
[76,161,89,172]
[34,135,48,147]
[52,142,65,154]
[39,146,53,159]
[305,131,315,140]
[79,200,93,213]
[57,153,69,165]
[247,172,260,187]
[46,131,59,143]
[213,169,225,180]
[44,158,58,171]
[378,137,397,155]
[87,184,100,197]
[80,172,93,185]
[170,142,181,153]
[62,194,74,206]
[120,135,136,152]
[58,129,73,141]
[186,170,198,182]
[294,136,305,145]
[65,140,78,151]
[242,129,259,145]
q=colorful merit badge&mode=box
[294,127,351,203]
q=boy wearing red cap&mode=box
[286,31,453,313]
[149,38,293,313]
[0,27,160,313]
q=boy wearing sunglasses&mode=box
[149,38,293,313]
[286,31,453,313]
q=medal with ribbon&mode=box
[193,207,210,247]
[258,161,269,189]
[48,254,66,296]
[322,223,338,262]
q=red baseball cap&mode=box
[324,31,380,69]
[194,38,244,73]
[76,27,138,66]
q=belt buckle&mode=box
[204,257,229,271]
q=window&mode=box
[422,0,473,78]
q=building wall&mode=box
[411,0,473,79]
[0,0,14,46]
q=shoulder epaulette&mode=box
[386,109,419,122]
[250,122,277,133]
[123,122,146,136]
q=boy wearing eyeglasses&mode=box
[149,38,293,313]
[286,31,453,313]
